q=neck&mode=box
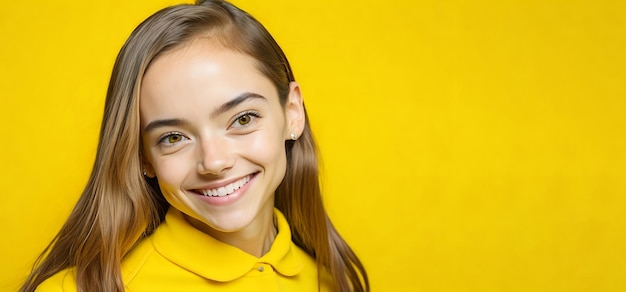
[185,206,278,257]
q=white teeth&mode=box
[201,175,251,197]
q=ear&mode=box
[144,166,156,178]
[142,156,156,178]
[284,81,305,140]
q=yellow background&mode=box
[1,0,624,291]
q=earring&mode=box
[290,133,297,140]
[143,171,147,176]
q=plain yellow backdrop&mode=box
[1,0,625,291]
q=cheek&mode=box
[243,128,287,169]
[151,153,192,188]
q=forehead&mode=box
[144,39,262,89]
[139,40,279,119]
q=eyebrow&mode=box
[210,92,266,118]
[143,118,190,134]
[143,92,266,134]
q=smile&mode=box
[200,175,251,197]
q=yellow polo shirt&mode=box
[36,208,331,291]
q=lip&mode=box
[191,174,253,193]
[189,172,257,206]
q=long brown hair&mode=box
[20,1,368,291]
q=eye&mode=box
[237,114,252,126]
[231,111,261,128]
[158,131,189,145]
[166,134,183,143]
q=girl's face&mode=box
[140,40,303,239]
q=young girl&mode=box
[20,1,368,291]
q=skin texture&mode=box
[140,40,304,257]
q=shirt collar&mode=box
[151,208,303,282]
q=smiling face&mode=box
[140,39,303,245]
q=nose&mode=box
[196,137,234,175]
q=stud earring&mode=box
[290,133,297,140]
[143,171,147,176]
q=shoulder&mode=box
[291,244,334,292]
[121,234,158,285]
[35,268,77,292]
[33,237,156,292]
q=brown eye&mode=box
[167,134,183,143]
[237,114,251,125]
[231,111,260,129]
[158,132,187,146]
